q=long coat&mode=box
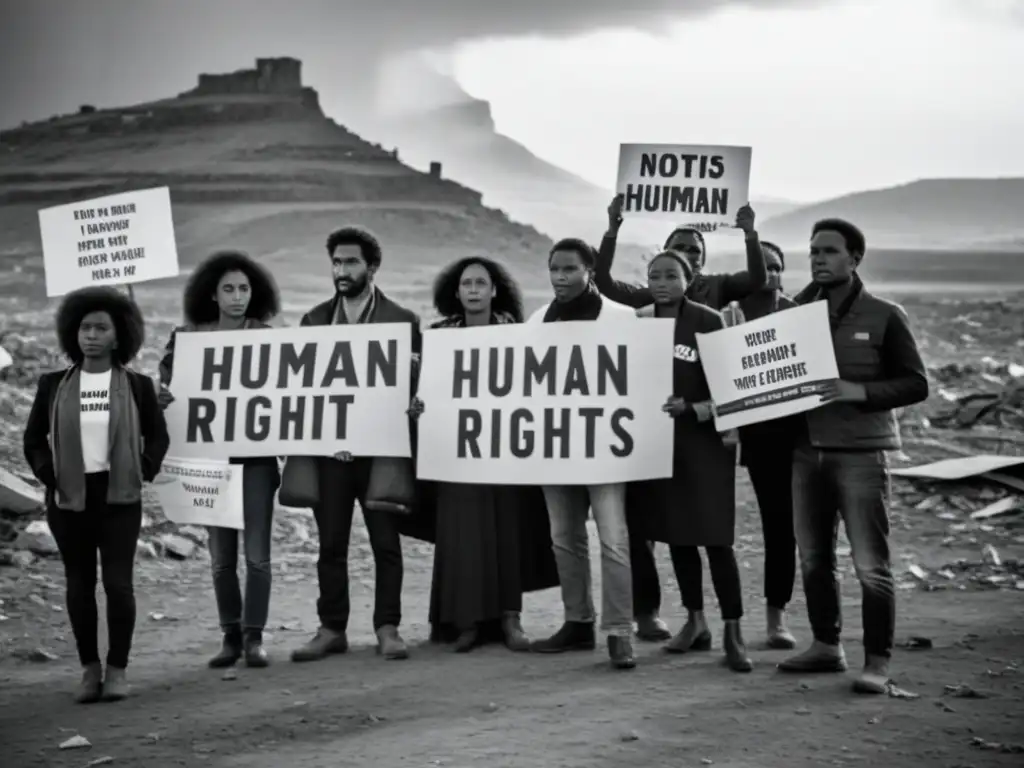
[627,300,737,547]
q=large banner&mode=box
[615,144,752,231]
[152,458,244,530]
[164,324,413,459]
[416,321,676,485]
[38,186,180,297]
[695,301,838,431]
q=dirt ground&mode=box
[1,467,1022,768]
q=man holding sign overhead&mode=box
[777,219,929,695]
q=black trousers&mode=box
[314,457,403,632]
[47,472,143,668]
[630,537,663,618]
[746,449,797,610]
[670,545,744,620]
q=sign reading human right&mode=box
[38,186,180,297]
[615,143,752,230]
[696,301,839,431]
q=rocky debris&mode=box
[0,466,44,515]
[15,520,59,557]
[58,735,91,750]
[158,533,197,560]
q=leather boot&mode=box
[607,635,636,670]
[766,606,797,650]
[502,611,531,652]
[664,611,712,654]
[723,620,754,672]
[290,627,349,663]
[76,662,103,704]
[209,626,243,669]
[778,640,848,673]
[376,625,409,660]
[531,621,596,653]
[102,665,129,702]
[244,629,270,668]
[635,613,672,642]
[453,626,479,653]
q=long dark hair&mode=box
[55,286,145,365]
[182,251,281,326]
[432,256,524,322]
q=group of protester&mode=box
[22,195,929,706]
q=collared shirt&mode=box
[333,288,377,325]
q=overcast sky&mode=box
[1,0,1021,201]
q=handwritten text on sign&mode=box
[615,144,752,231]
[165,324,412,459]
[153,458,244,530]
[695,301,839,431]
[37,186,180,297]
[416,321,675,485]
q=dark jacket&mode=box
[594,230,768,311]
[793,275,929,450]
[23,367,169,492]
[158,319,277,467]
[736,290,802,464]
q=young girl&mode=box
[24,286,169,703]
[157,251,282,669]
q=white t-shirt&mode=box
[79,369,112,474]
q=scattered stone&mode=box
[10,549,34,568]
[970,736,1024,754]
[897,636,933,650]
[158,534,195,560]
[620,730,640,742]
[59,735,91,750]
[136,540,158,559]
[16,520,59,557]
[483,702,499,713]
[27,647,58,662]
[221,668,237,681]
[85,758,114,767]
[945,684,988,699]
[0,466,44,514]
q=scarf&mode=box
[542,283,604,323]
[431,310,519,329]
[794,273,864,331]
[50,366,142,511]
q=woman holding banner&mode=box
[23,286,169,703]
[591,195,768,643]
[410,256,558,652]
[627,251,754,673]
[731,242,801,649]
[157,251,282,669]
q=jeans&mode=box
[314,457,403,632]
[208,461,280,632]
[792,444,895,658]
[670,546,744,620]
[630,538,663,618]
[746,450,797,610]
[47,472,142,668]
[542,483,633,635]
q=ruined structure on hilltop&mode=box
[185,57,304,97]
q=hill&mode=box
[760,178,1024,251]
[0,56,557,318]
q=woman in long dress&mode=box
[411,256,558,652]
[628,250,754,673]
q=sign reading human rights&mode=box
[416,321,675,485]
[615,143,752,231]
[164,324,413,459]
[38,186,180,297]
[695,301,839,431]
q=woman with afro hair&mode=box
[409,256,558,653]
[23,286,169,703]
[157,250,283,670]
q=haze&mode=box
[1,0,1022,201]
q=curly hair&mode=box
[55,286,145,365]
[182,251,281,326]
[812,218,866,257]
[326,226,383,268]
[548,238,597,269]
[432,256,524,322]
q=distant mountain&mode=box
[760,178,1024,251]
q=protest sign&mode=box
[38,186,180,297]
[152,458,244,530]
[615,144,752,231]
[695,301,838,431]
[164,324,413,460]
[416,321,675,485]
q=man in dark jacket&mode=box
[592,194,768,642]
[778,218,929,694]
[289,226,422,664]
